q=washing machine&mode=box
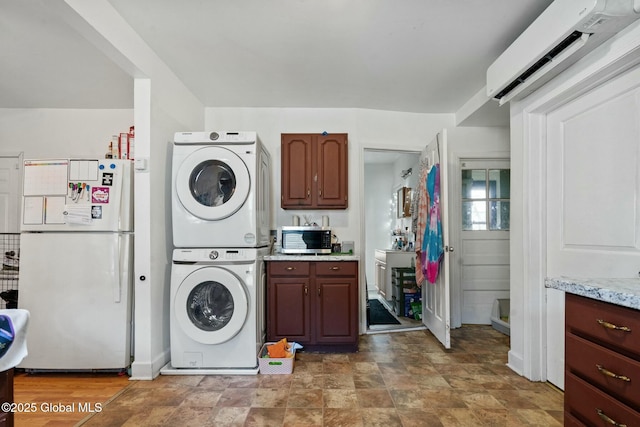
[172,131,271,248]
[167,247,269,373]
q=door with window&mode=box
[458,160,510,324]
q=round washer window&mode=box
[189,160,237,207]
[187,280,234,331]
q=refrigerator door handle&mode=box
[113,234,127,303]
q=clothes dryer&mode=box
[166,247,268,373]
[172,131,271,248]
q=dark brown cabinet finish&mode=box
[565,293,640,426]
[0,369,14,427]
[267,261,358,351]
[281,133,348,209]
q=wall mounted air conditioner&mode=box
[487,0,640,105]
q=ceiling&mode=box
[1,0,553,125]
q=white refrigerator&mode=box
[19,159,133,370]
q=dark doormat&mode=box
[368,299,400,325]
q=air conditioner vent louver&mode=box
[486,0,640,106]
[493,31,584,100]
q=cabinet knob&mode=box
[307,188,310,198]
[304,286,308,296]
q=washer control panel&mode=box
[172,248,258,263]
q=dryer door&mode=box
[174,266,249,345]
[176,146,250,220]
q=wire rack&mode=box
[0,233,20,309]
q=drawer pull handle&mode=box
[596,408,626,427]
[596,365,631,382]
[597,319,632,332]
[330,266,340,270]
[285,267,296,271]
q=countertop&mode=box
[545,276,640,310]
[264,254,359,261]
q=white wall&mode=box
[0,108,133,158]
[364,163,394,284]
[205,107,455,249]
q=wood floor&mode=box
[12,371,130,426]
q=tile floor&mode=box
[80,326,564,426]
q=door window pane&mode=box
[461,169,487,199]
[489,201,510,230]
[462,201,486,230]
[488,169,510,198]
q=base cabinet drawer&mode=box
[566,333,640,407]
[566,293,640,355]
[565,373,640,426]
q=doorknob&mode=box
[445,246,454,252]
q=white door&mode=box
[458,159,510,324]
[0,156,21,233]
[421,130,451,349]
[545,68,640,389]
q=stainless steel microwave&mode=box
[280,226,332,254]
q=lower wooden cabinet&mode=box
[0,369,14,427]
[565,293,640,426]
[267,261,358,351]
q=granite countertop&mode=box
[545,276,640,310]
[265,254,359,261]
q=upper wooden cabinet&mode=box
[281,133,348,209]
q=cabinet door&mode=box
[316,134,348,208]
[314,276,358,344]
[281,134,313,208]
[267,277,311,343]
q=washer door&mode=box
[174,267,249,345]
[176,146,251,220]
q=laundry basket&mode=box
[258,342,296,374]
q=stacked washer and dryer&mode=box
[163,131,271,375]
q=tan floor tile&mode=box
[397,408,446,427]
[286,388,323,408]
[361,407,403,426]
[216,388,256,407]
[121,406,178,426]
[252,388,289,408]
[179,389,222,407]
[283,407,323,426]
[323,389,359,408]
[324,373,356,389]
[323,407,364,426]
[210,407,250,427]
[290,373,324,389]
[356,388,395,408]
[353,372,386,388]
[244,407,286,426]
